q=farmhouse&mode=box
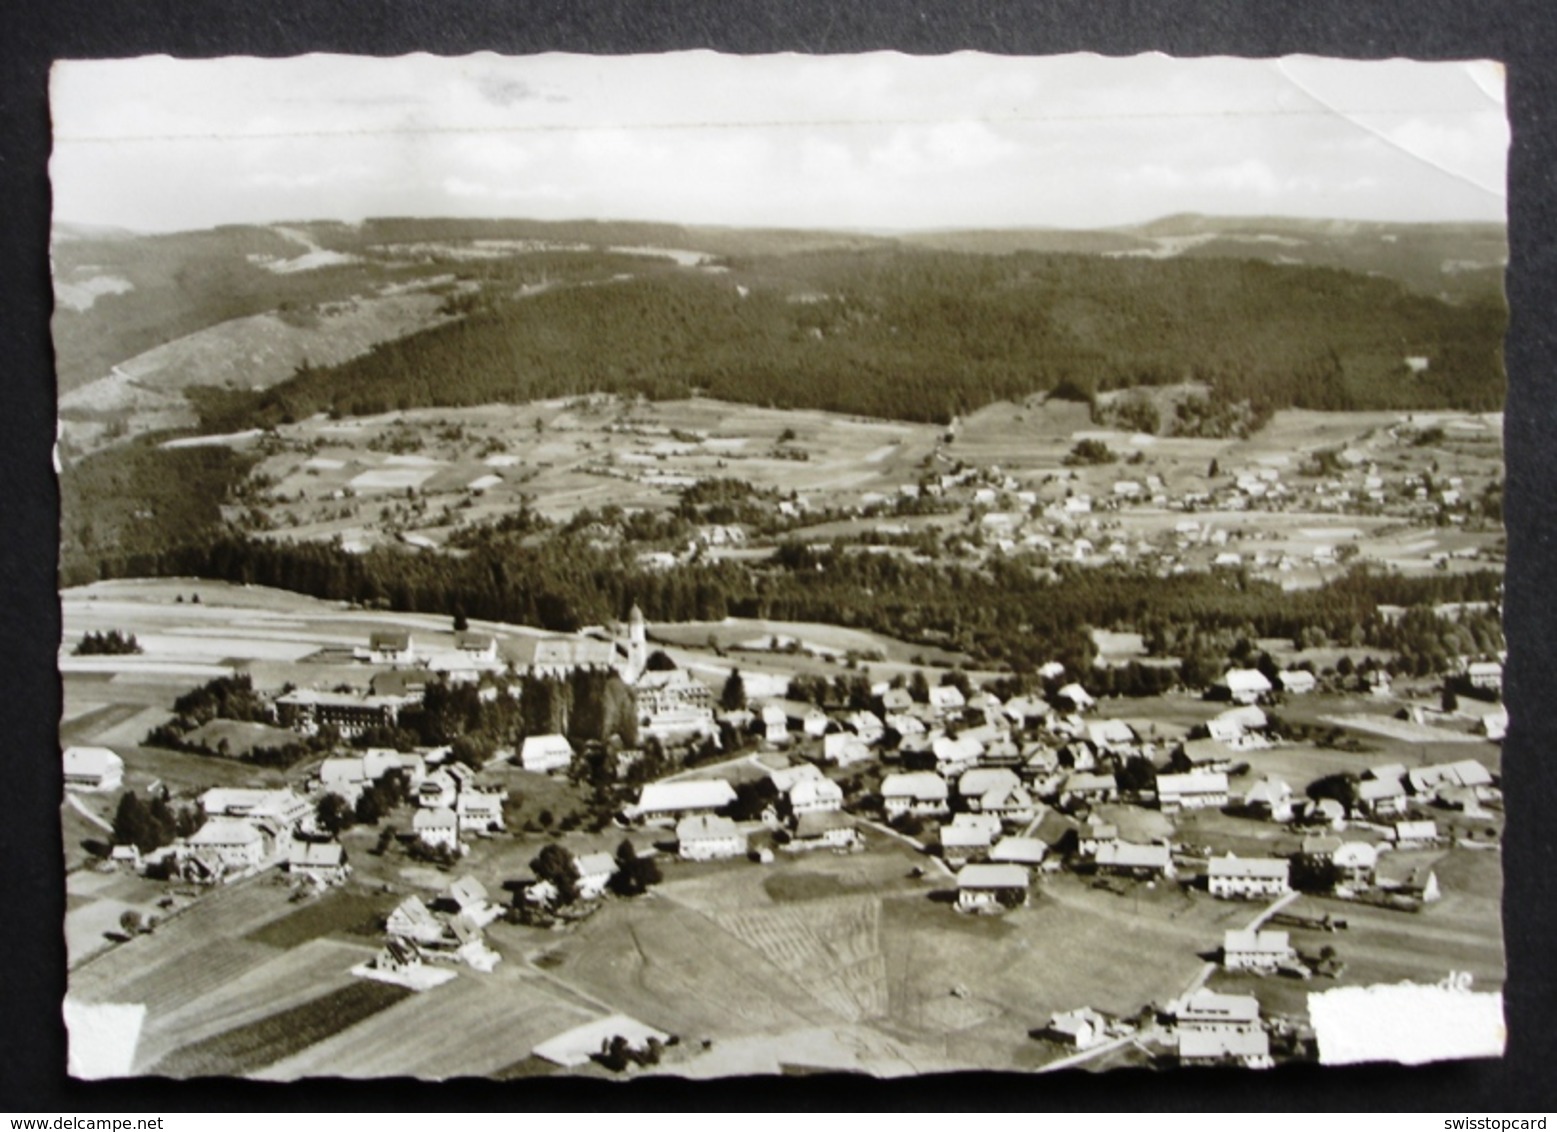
[1094,841,1174,879]
[791,810,860,852]
[1215,668,1273,705]
[184,818,268,875]
[1242,777,1294,822]
[1332,841,1379,885]
[1206,855,1290,900]
[1356,775,1409,818]
[956,862,1029,913]
[989,836,1049,867]
[413,807,460,851]
[369,630,416,664]
[932,734,985,776]
[1179,1028,1273,1069]
[62,746,123,792]
[881,772,950,818]
[386,895,446,945]
[1174,988,1262,1034]
[520,733,574,774]
[1222,928,1295,972]
[928,684,966,715]
[1086,719,1136,752]
[1046,1006,1110,1049]
[1173,738,1237,774]
[630,779,738,823]
[455,790,505,835]
[1157,771,1229,813]
[788,776,844,815]
[1055,683,1095,712]
[287,840,348,885]
[822,732,872,767]
[574,852,619,899]
[676,814,747,861]
[1278,669,1317,695]
[940,813,1002,865]
[1407,759,1494,798]
[199,787,311,827]
[1076,820,1119,856]
[1059,772,1118,808]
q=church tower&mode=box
[625,602,648,683]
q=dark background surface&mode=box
[3,0,1554,1112]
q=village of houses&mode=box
[59,570,1507,1079]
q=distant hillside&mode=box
[901,214,1507,303]
[191,245,1505,432]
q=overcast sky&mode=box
[50,52,1508,233]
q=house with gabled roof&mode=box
[573,852,619,899]
[413,807,459,851]
[1215,668,1272,705]
[789,776,844,815]
[940,813,1002,865]
[386,895,446,945]
[1095,841,1174,878]
[989,836,1048,867]
[1157,771,1229,813]
[287,840,348,885]
[1356,775,1408,818]
[1207,855,1290,900]
[791,810,861,852]
[881,771,950,818]
[1222,928,1295,972]
[1173,738,1237,774]
[1173,988,1262,1034]
[520,733,574,775]
[676,814,747,861]
[956,863,1029,912]
[1059,772,1118,809]
[1242,776,1294,822]
[1179,1027,1272,1069]
[629,779,737,823]
[1046,1007,1110,1049]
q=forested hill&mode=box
[196,247,1505,431]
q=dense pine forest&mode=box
[191,249,1505,432]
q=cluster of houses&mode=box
[1044,987,1280,1069]
[362,874,504,987]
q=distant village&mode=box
[63,587,1506,1071]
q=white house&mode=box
[676,814,747,861]
[941,813,1002,865]
[881,771,950,818]
[369,630,416,665]
[1179,1028,1272,1069]
[823,732,873,767]
[1357,775,1409,818]
[1278,669,1317,695]
[573,851,619,899]
[1086,719,1136,752]
[1222,928,1295,972]
[956,862,1029,912]
[928,685,966,715]
[413,807,460,851]
[1206,855,1290,900]
[1217,668,1273,705]
[1076,820,1119,856]
[788,776,844,815]
[932,734,985,776]
[520,734,574,775]
[1059,772,1119,808]
[455,791,505,835]
[1055,683,1095,712]
[1174,738,1237,773]
[1174,988,1262,1034]
[758,703,790,744]
[62,746,123,792]
[453,631,499,663]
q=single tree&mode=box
[316,792,355,835]
[530,843,581,906]
[719,669,747,712]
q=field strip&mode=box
[1319,714,1482,744]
